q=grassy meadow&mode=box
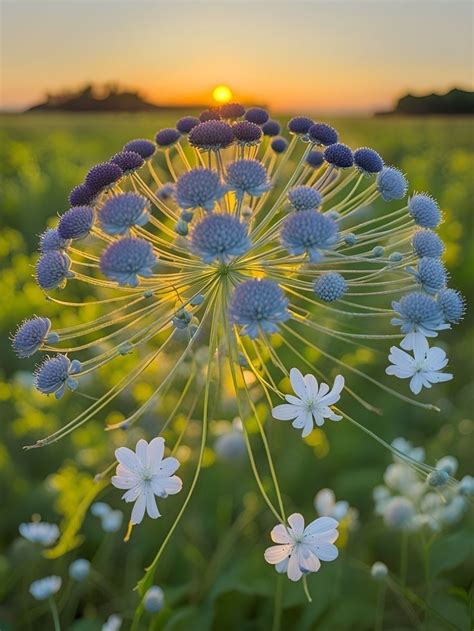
[0,112,473,630]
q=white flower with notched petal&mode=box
[272,368,344,437]
[264,512,339,582]
[112,437,182,525]
[385,336,452,395]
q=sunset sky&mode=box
[1,0,473,113]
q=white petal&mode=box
[264,544,292,565]
[314,489,335,516]
[270,524,293,544]
[159,456,180,476]
[111,475,137,490]
[287,551,303,581]
[306,528,339,544]
[425,371,453,384]
[317,382,330,398]
[285,394,303,406]
[412,335,429,360]
[304,516,339,536]
[303,373,319,397]
[409,373,423,394]
[319,375,344,405]
[135,439,148,466]
[287,513,305,537]
[333,501,349,520]
[115,447,138,471]
[426,347,447,370]
[291,411,311,429]
[301,414,315,437]
[275,558,289,574]
[314,542,339,561]
[146,487,160,519]
[388,346,413,368]
[290,368,308,399]
[272,403,300,421]
[161,475,182,496]
[386,365,413,379]
[130,493,147,524]
[122,486,142,502]
[147,437,165,468]
[299,547,321,573]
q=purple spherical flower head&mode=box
[288,186,322,211]
[308,123,338,146]
[39,228,69,252]
[314,272,347,302]
[225,160,271,199]
[262,120,281,136]
[58,206,94,240]
[354,147,384,174]
[155,128,181,148]
[176,116,200,134]
[229,278,290,338]
[244,107,269,125]
[190,214,250,264]
[12,317,57,358]
[219,102,246,119]
[323,143,354,169]
[199,108,221,122]
[232,121,263,146]
[281,210,339,262]
[437,288,466,324]
[306,150,324,168]
[123,139,156,160]
[408,194,442,228]
[99,193,149,235]
[156,183,175,202]
[288,116,314,135]
[36,251,73,290]
[100,237,157,287]
[175,167,226,212]
[85,162,123,195]
[377,167,408,201]
[34,354,81,399]
[271,137,288,153]
[188,120,234,151]
[412,229,445,259]
[111,150,144,173]
[69,183,96,207]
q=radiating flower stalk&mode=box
[13,105,467,613]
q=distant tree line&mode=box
[377,88,473,116]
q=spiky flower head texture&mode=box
[175,168,226,211]
[411,257,448,294]
[288,116,314,135]
[199,108,221,122]
[314,272,347,302]
[412,229,445,258]
[176,116,200,134]
[408,194,442,228]
[225,160,271,199]
[190,213,250,264]
[437,288,466,324]
[219,102,246,119]
[353,147,384,174]
[39,228,69,252]
[58,206,94,240]
[244,107,269,125]
[229,278,290,338]
[188,121,234,151]
[36,251,73,290]
[308,123,338,146]
[271,137,288,153]
[306,150,324,168]
[155,128,181,148]
[12,317,54,358]
[34,354,81,398]
[377,167,408,201]
[100,237,157,287]
[288,186,322,211]
[232,121,263,146]
[262,120,281,136]
[281,210,339,261]
[69,183,95,207]
[111,150,144,173]
[99,193,150,235]
[123,139,156,159]
[85,162,123,195]
[324,143,354,169]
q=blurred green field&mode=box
[0,113,473,631]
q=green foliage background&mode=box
[0,113,473,630]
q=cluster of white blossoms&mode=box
[373,438,473,532]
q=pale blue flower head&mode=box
[427,469,449,487]
[377,167,408,201]
[69,558,91,581]
[12,317,56,358]
[100,237,157,287]
[175,168,226,212]
[144,585,165,613]
[156,183,176,202]
[101,509,123,533]
[39,228,69,252]
[371,562,388,580]
[409,194,442,228]
[435,455,458,476]
[36,251,73,290]
[412,229,444,258]
[314,272,347,302]
[437,288,465,323]
[323,143,354,169]
[382,497,415,530]
[391,291,447,337]
[190,214,250,264]
[409,257,448,294]
[58,206,94,240]
[19,521,59,546]
[458,475,474,497]
[308,122,338,146]
[280,210,339,262]
[34,354,81,398]
[353,147,384,174]
[123,139,156,160]
[225,160,270,199]
[288,186,322,211]
[99,193,149,235]
[229,278,290,338]
[91,502,111,517]
[271,137,288,153]
[29,576,62,601]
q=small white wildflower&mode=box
[386,336,452,395]
[264,512,339,582]
[314,488,349,521]
[272,368,344,437]
[19,521,59,546]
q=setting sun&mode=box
[212,84,233,104]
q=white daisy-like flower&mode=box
[19,521,59,546]
[112,437,182,525]
[385,336,452,395]
[272,368,344,437]
[264,513,339,582]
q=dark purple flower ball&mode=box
[288,116,314,135]
[262,120,281,136]
[306,150,325,168]
[123,139,156,160]
[111,151,144,173]
[219,102,246,119]
[85,162,123,195]
[188,121,234,151]
[271,137,288,154]
[324,143,354,169]
[199,108,221,122]
[308,123,339,146]
[176,116,200,134]
[155,128,181,148]
[353,147,384,174]
[244,107,269,125]
[58,206,94,240]
[232,121,262,146]
[69,183,95,207]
